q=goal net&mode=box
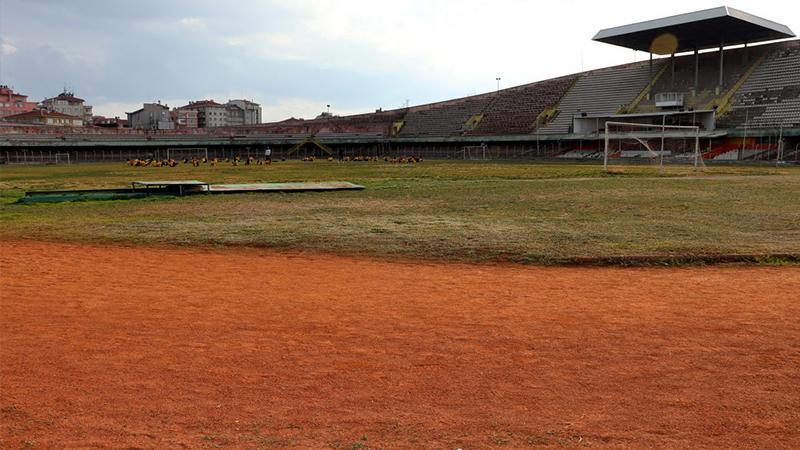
[604,121,704,172]
[54,153,71,165]
[461,144,488,160]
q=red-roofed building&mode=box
[41,90,93,124]
[0,85,38,119]
[2,109,84,127]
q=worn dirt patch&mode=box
[1,241,798,448]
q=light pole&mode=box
[327,104,331,115]
[496,77,501,92]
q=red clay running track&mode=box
[1,241,799,449]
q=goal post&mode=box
[54,153,71,165]
[461,144,488,160]
[603,121,703,172]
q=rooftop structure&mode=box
[2,109,84,127]
[180,100,221,109]
[594,6,795,54]
[41,90,93,124]
[42,91,86,104]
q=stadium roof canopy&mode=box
[593,6,796,54]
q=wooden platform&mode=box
[208,181,364,193]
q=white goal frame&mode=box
[603,121,703,172]
[55,153,71,165]
[461,144,488,160]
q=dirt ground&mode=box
[1,241,799,449]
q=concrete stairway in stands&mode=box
[540,62,656,134]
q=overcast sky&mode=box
[0,0,797,121]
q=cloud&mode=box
[218,0,601,88]
[225,32,308,61]
[259,97,370,121]
[92,101,150,117]
[177,17,206,30]
[1,42,17,56]
[3,0,799,122]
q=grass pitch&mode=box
[1,160,799,263]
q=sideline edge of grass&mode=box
[2,161,799,267]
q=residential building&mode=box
[2,109,83,127]
[41,91,93,124]
[171,108,198,128]
[226,99,261,124]
[126,103,175,130]
[178,100,227,128]
[225,103,245,126]
[0,85,38,119]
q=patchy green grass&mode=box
[1,160,799,264]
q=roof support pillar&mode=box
[671,53,675,89]
[743,41,749,64]
[718,42,725,95]
[648,53,653,100]
[693,48,699,96]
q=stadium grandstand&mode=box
[1,6,798,163]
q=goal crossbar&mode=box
[603,121,702,172]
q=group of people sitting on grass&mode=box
[126,152,423,167]
[300,155,423,164]
[127,156,273,168]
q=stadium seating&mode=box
[632,42,795,114]
[2,40,798,152]
[540,63,654,134]
[398,96,493,137]
[649,49,749,98]
[468,75,578,136]
[721,43,800,129]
